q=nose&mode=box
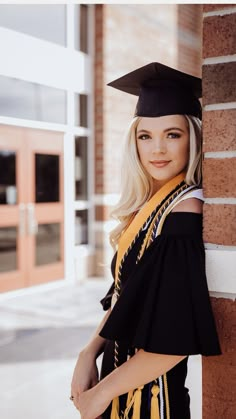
[152,136,166,154]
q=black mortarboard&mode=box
[107,62,202,120]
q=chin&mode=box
[150,170,175,181]
[151,170,183,185]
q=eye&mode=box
[137,134,151,140]
[167,132,181,139]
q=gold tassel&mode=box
[126,390,134,409]
[150,383,160,419]
[123,390,134,419]
[132,386,144,419]
[122,386,144,419]
[110,396,120,419]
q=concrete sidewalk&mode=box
[0,279,111,419]
[0,279,202,419]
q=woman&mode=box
[71,63,221,419]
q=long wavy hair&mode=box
[109,115,202,249]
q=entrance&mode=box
[0,125,64,293]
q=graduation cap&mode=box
[107,62,202,120]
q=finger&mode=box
[71,393,80,409]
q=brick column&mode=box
[202,4,236,418]
[94,4,104,197]
[177,4,203,75]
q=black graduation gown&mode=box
[99,212,222,419]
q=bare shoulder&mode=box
[171,198,203,214]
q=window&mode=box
[35,154,60,203]
[75,137,88,201]
[75,210,88,245]
[75,5,89,53]
[75,94,88,127]
[0,76,66,124]
[0,5,66,46]
[0,151,17,205]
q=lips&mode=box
[150,160,171,168]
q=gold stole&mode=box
[111,171,186,419]
[115,171,186,283]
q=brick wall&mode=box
[202,4,236,418]
[94,4,104,196]
[177,4,202,74]
[94,4,203,278]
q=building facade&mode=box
[0,4,94,292]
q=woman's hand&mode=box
[71,350,99,399]
[75,385,111,419]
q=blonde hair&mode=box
[109,114,202,249]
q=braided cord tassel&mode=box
[132,386,144,419]
[163,374,170,419]
[110,262,123,419]
[122,385,144,419]
[150,383,160,419]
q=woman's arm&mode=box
[97,349,187,400]
[71,307,112,400]
[76,349,187,418]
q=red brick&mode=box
[203,110,236,152]
[203,4,234,13]
[203,63,236,105]
[178,4,202,34]
[203,14,236,58]
[95,205,104,221]
[202,298,236,419]
[95,205,112,221]
[203,158,236,197]
[203,204,236,245]
[177,44,202,77]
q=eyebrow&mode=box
[137,127,185,134]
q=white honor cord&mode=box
[159,376,165,419]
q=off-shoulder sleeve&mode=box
[100,281,115,311]
[99,213,222,356]
[99,252,116,310]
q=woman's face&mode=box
[136,115,189,191]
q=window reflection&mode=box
[0,5,66,46]
[80,94,88,128]
[75,4,88,53]
[0,150,17,205]
[35,153,59,203]
[75,137,88,200]
[0,227,17,272]
[36,223,61,266]
[75,210,88,245]
[75,94,88,128]
[0,76,66,124]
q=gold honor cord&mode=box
[110,172,189,419]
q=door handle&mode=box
[19,203,26,236]
[27,203,38,235]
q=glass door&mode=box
[0,126,64,293]
[0,126,27,291]
[26,129,64,286]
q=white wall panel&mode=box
[0,27,91,93]
[206,249,236,294]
